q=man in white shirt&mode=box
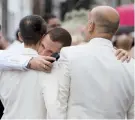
[7,29,23,51]
[0,15,72,119]
[45,6,134,119]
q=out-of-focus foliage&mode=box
[62,9,88,44]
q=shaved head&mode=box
[88,6,120,35]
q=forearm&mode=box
[0,51,31,70]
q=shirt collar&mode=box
[88,37,113,48]
[22,48,38,56]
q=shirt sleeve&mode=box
[0,50,32,70]
[42,48,71,119]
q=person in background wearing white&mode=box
[7,29,23,51]
[44,6,134,119]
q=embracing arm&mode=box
[0,50,31,70]
[0,48,130,71]
[0,50,55,71]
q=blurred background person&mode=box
[7,29,23,50]
[113,34,133,51]
[0,35,9,50]
[0,25,9,50]
[42,13,61,31]
[71,34,84,45]
[62,9,87,45]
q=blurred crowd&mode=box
[0,5,134,58]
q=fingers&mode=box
[119,55,128,62]
[40,63,52,72]
[38,59,53,72]
[115,49,131,62]
[41,59,53,68]
[42,56,56,62]
[29,56,53,72]
[115,49,122,56]
[116,51,125,60]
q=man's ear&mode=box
[88,21,95,33]
[18,32,23,42]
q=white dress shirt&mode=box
[0,48,56,119]
[45,38,134,119]
[0,42,31,70]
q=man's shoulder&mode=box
[7,41,23,52]
[62,44,86,52]
[60,44,87,59]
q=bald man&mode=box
[44,6,134,119]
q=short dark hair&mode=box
[47,27,72,47]
[19,15,47,46]
[42,13,56,23]
[15,29,19,40]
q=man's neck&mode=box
[24,44,37,51]
[89,33,113,41]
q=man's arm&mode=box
[0,50,55,71]
[0,48,131,71]
[0,50,31,70]
[42,48,70,119]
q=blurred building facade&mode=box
[1,0,33,40]
[0,0,133,40]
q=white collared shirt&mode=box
[45,38,134,119]
[7,40,23,52]
[0,48,54,119]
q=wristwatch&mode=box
[26,57,33,69]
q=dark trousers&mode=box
[0,100,4,118]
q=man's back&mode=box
[64,38,134,119]
[0,48,47,119]
[0,70,47,119]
